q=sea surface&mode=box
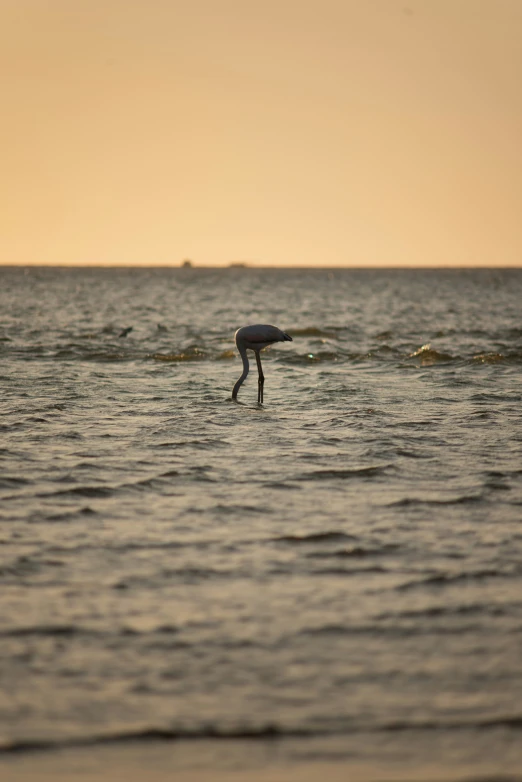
[1,266,522,778]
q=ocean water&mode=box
[1,266,522,776]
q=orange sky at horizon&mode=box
[1,0,521,268]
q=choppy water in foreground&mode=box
[1,266,522,776]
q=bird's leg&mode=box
[232,343,250,401]
[255,352,264,404]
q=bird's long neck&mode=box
[232,342,249,399]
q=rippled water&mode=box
[1,266,522,775]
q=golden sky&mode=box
[1,0,521,266]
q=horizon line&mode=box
[1,263,521,270]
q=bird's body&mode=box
[232,324,292,404]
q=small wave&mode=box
[213,503,271,516]
[472,350,522,365]
[69,350,128,362]
[0,476,31,489]
[120,624,179,635]
[310,565,389,576]
[0,724,312,754]
[397,568,518,591]
[366,345,403,360]
[296,619,465,638]
[298,465,389,481]
[0,422,25,433]
[472,352,505,364]
[48,540,204,555]
[0,555,67,579]
[408,343,454,365]
[2,715,522,755]
[158,439,228,451]
[272,531,357,545]
[389,494,482,507]
[36,485,113,499]
[378,714,522,733]
[377,601,520,620]
[0,622,192,639]
[298,622,397,638]
[406,346,522,367]
[307,544,400,559]
[0,625,101,638]
[285,351,340,364]
[161,566,235,581]
[29,506,97,523]
[395,448,434,460]
[486,468,522,478]
[121,476,172,492]
[152,348,205,362]
[264,481,300,490]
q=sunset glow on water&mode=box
[1,266,522,779]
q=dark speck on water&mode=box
[1,266,522,777]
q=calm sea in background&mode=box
[1,266,522,779]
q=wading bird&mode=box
[232,324,292,404]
